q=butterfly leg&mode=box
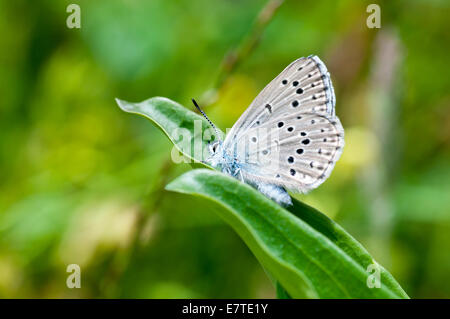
[238,169,244,182]
[229,166,244,182]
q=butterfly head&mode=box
[206,140,242,178]
[192,98,241,178]
[206,140,227,169]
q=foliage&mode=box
[0,0,449,298]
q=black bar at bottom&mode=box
[1,299,448,317]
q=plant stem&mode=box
[363,28,403,267]
[199,0,284,107]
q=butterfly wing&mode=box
[236,113,344,192]
[224,55,336,150]
[224,55,343,193]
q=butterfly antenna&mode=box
[192,98,222,141]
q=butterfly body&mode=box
[207,141,242,179]
[207,141,292,205]
[205,55,344,206]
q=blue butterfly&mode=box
[196,55,344,206]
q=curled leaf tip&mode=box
[115,98,134,112]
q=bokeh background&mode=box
[1,0,449,298]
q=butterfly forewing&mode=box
[224,55,336,149]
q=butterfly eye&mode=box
[210,142,219,153]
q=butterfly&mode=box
[195,55,344,206]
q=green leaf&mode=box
[287,198,408,299]
[116,97,221,165]
[276,281,292,299]
[117,97,409,299]
[166,169,409,299]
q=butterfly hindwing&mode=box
[238,113,344,192]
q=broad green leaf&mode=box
[117,97,408,299]
[287,198,408,298]
[166,169,408,299]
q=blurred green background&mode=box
[1,0,449,298]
